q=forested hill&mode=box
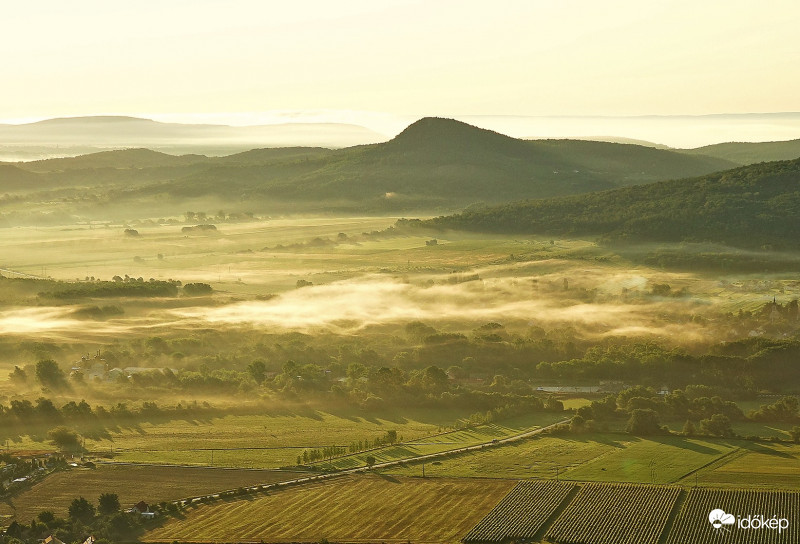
[682,138,800,165]
[235,117,736,204]
[416,158,800,249]
[2,118,736,212]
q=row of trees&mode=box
[297,430,403,465]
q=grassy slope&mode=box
[144,474,515,544]
[0,465,304,522]
[560,435,737,484]
[682,441,800,488]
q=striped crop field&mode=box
[544,483,681,544]
[144,474,515,543]
[666,488,800,544]
[463,480,575,542]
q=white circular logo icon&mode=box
[709,509,736,530]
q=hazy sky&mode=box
[3,0,799,123]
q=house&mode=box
[130,501,149,514]
[43,536,66,544]
[126,501,157,518]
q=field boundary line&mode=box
[531,483,580,542]
[93,461,307,473]
[673,446,744,485]
[657,488,687,544]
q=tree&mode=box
[790,426,800,444]
[5,521,22,538]
[750,396,799,422]
[419,365,449,393]
[35,359,67,389]
[8,366,27,384]
[37,511,56,524]
[247,360,267,384]
[35,397,60,419]
[682,420,696,437]
[700,413,734,437]
[626,409,663,435]
[570,415,586,433]
[68,496,95,523]
[365,455,376,469]
[183,282,213,295]
[98,492,121,515]
[48,426,81,451]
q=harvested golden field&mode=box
[144,474,516,543]
[0,464,303,522]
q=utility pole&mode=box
[422,463,425,478]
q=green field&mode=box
[0,464,303,522]
[385,433,635,479]
[384,432,744,485]
[681,441,800,489]
[95,411,563,469]
[561,434,739,484]
[144,474,515,543]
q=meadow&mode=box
[2,216,798,358]
[682,441,800,488]
[386,431,800,488]
[1,409,562,470]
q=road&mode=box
[0,267,43,279]
[176,418,570,505]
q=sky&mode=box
[3,0,800,134]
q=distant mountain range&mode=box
[0,116,386,159]
[419,157,800,249]
[0,117,740,212]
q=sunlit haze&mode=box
[3,0,800,145]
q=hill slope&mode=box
[18,148,212,173]
[683,139,800,165]
[418,158,800,249]
[1,117,738,213]
[0,164,45,190]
